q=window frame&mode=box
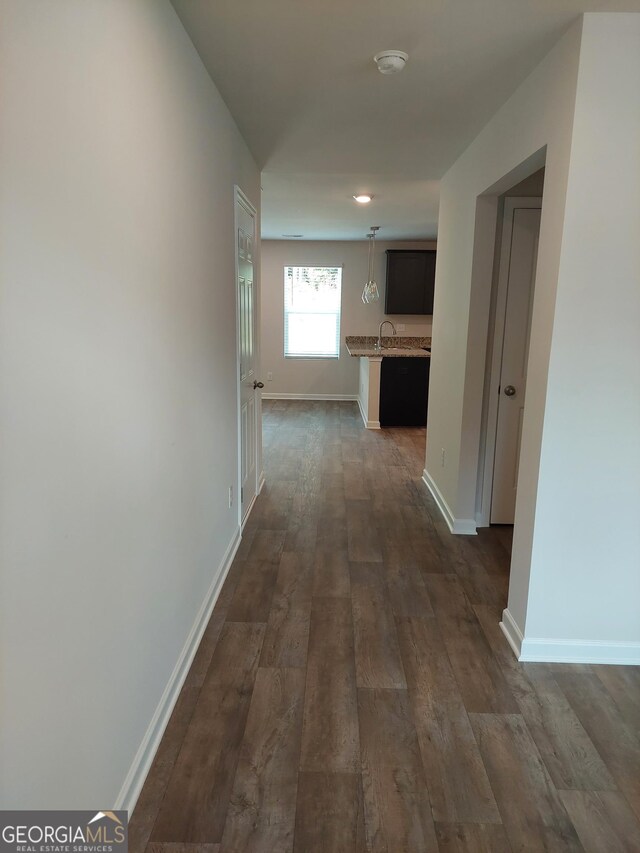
[283,264,343,360]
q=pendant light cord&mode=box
[362,227,381,303]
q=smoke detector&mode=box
[374,50,408,75]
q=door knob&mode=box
[253,380,264,389]
[503,385,516,397]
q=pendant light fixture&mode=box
[362,226,380,303]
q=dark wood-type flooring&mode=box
[131,400,640,852]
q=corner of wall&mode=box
[422,468,477,535]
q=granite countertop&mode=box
[345,335,431,358]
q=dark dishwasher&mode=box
[379,357,430,427]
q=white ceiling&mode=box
[171,0,639,240]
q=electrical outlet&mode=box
[441,448,446,467]
[267,371,273,381]
[396,323,406,332]
[228,485,233,508]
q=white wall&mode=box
[426,13,640,660]
[261,240,435,397]
[427,19,581,537]
[0,0,259,808]
[523,14,640,652]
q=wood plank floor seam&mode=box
[129,400,640,853]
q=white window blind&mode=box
[284,266,342,358]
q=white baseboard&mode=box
[114,526,242,814]
[262,392,358,401]
[421,469,477,535]
[258,470,265,494]
[242,489,259,531]
[500,608,640,664]
[357,396,380,429]
[519,637,640,665]
[500,608,524,658]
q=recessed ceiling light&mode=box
[353,194,373,204]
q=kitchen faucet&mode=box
[377,320,397,351]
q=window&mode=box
[284,265,342,358]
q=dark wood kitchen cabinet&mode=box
[385,249,436,315]
[379,357,430,427]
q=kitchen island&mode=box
[345,335,431,429]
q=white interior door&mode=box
[236,190,259,522]
[491,201,541,524]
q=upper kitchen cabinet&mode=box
[385,249,436,315]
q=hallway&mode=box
[130,401,640,852]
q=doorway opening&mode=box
[476,167,545,531]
